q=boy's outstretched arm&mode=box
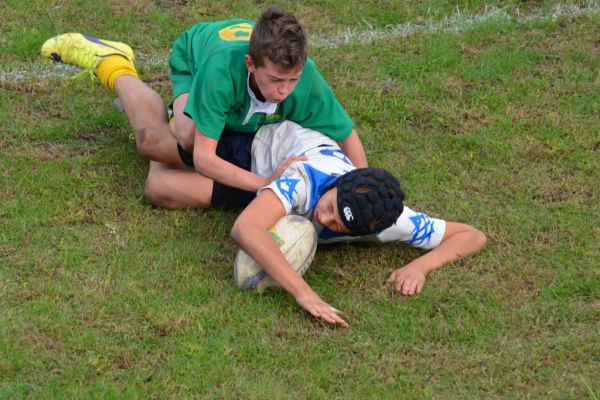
[231,189,349,327]
[387,222,487,296]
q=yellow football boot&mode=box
[41,33,134,71]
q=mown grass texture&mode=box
[1,1,599,398]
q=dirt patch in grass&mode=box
[297,7,337,35]
[16,142,102,161]
[106,0,153,17]
[142,73,172,99]
[409,101,490,136]
[521,281,540,297]
[538,19,600,57]
[585,300,600,310]
[533,186,596,206]
[75,124,117,142]
[21,331,64,351]
[146,314,193,338]
[152,0,219,21]
[3,79,72,122]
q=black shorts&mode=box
[177,131,257,208]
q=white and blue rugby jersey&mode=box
[252,121,446,250]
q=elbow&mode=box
[193,151,210,175]
[230,217,246,246]
[473,228,487,252]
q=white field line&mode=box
[312,2,600,48]
[2,2,599,83]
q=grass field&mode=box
[1,1,599,398]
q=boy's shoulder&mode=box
[183,18,255,61]
[186,18,255,38]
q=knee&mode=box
[144,174,178,209]
[134,127,158,160]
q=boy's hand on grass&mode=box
[387,265,426,296]
[295,290,349,328]
[265,155,308,185]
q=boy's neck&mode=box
[249,73,266,102]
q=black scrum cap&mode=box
[335,168,404,236]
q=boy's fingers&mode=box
[400,279,409,295]
[306,304,348,327]
[395,279,404,293]
[389,274,424,296]
[409,283,417,295]
[330,310,349,327]
[416,281,424,294]
[409,280,418,295]
[388,273,400,287]
[329,312,349,327]
[337,319,350,328]
[402,279,415,296]
[284,155,307,164]
[386,271,396,283]
[319,306,349,327]
[406,280,414,294]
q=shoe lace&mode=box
[70,68,96,83]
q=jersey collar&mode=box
[243,72,278,125]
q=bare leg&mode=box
[172,93,196,152]
[113,75,182,164]
[144,162,214,208]
[113,75,215,208]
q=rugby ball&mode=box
[233,215,317,293]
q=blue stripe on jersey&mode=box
[304,163,340,209]
[319,148,351,165]
[276,176,300,205]
[404,213,435,246]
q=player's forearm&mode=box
[338,130,368,168]
[405,229,486,275]
[194,153,266,192]
[231,221,314,298]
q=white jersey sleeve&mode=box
[375,206,445,250]
[259,162,311,217]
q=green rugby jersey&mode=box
[169,19,354,141]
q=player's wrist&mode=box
[292,284,319,304]
[251,175,267,191]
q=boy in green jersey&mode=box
[42,7,368,208]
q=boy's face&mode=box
[314,187,351,234]
[246,55,303,103]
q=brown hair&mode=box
[249,7,308,70]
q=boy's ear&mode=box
[245,54,256,73]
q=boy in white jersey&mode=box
[232,121,487,327]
